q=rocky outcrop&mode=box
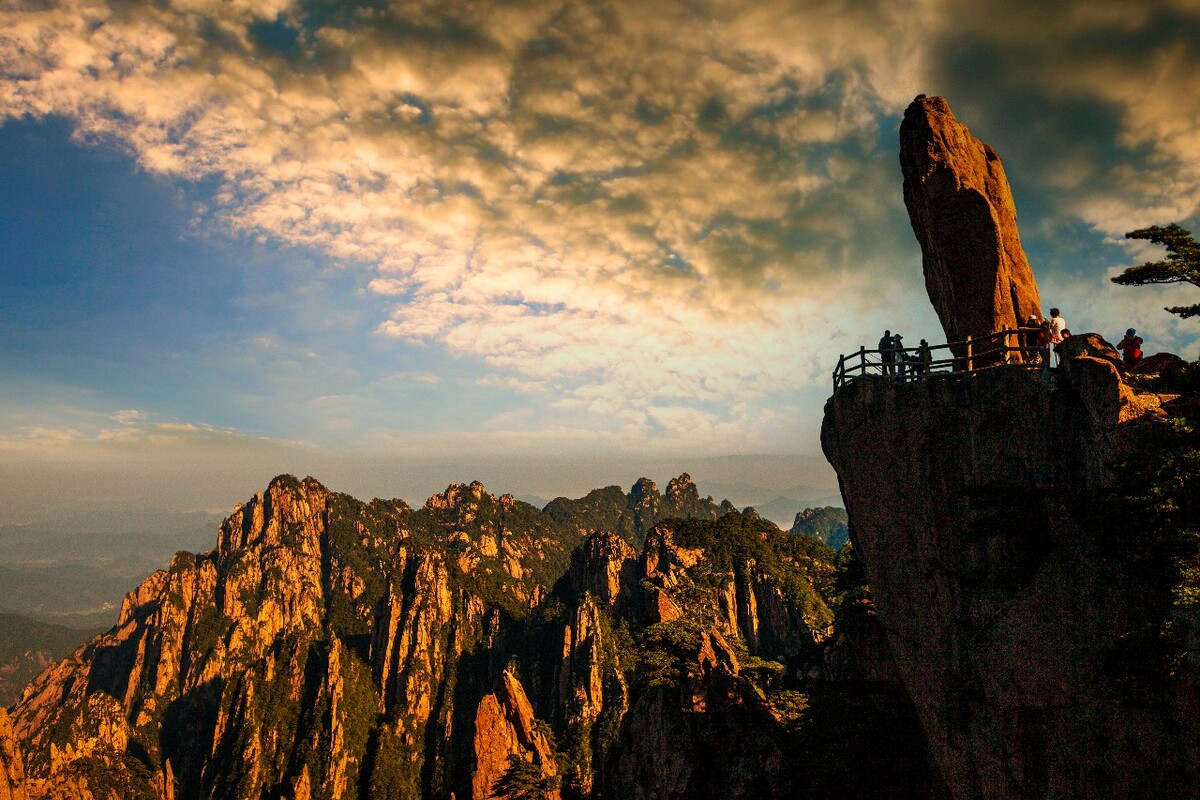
[472,671,559,800]
[568,532,637,606]
[1130,351,1188,378]
[0,710,28,800]
[900,95,1042,344]
[823,340,1200,798]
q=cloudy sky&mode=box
[2,0,1200,523]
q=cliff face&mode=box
[822,342,1200,798]
[900,95,1042,343]
[0,709,28,800]
[7,474,929,799]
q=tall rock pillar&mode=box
[900,95,1042,344]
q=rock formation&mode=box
[472,671,559,800]
[823,339,1200,797]
[4,473,933,799]
[900,95,1042,344]
[0,709,28,800]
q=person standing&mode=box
[1022,314,1041,362]
[879,330,895,375]
[893,333,907,378]
[1048,308,1067,344]
[1117,328,1143,366]
[916,339,932,375]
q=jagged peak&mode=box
[265,474,330,498]
[628,477,659,505]
[665,473,700,505]
[425,480,494,511]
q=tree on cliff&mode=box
[493,755,556,800]
[1112,224,1200,318]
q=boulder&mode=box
[1129,351,1187,377]
[1054,332,1124,371]
[900,95,1042,344]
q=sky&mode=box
[2,0,1200,526]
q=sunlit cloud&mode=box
[0,0,944,440]
[0,407,303,453]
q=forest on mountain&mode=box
[2,474,924,800]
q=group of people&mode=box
[872,306,1145,377]
[1019,308,1068,364]
[877,330,933,377]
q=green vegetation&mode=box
[1113,224,1200,319]
[542,486,631,539]
[635,619,708,688]
[666,512,836,630]
[1093,412,1200,692]
[492,755,557,800]
[58,752,159,800]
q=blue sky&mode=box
[2,0,1199,523]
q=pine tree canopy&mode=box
[1113,224,1200,319]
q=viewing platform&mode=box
[832,327,1052,391]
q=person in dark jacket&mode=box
[879,330,895,375]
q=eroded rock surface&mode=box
[823,343,1200,798]
[900,95,1042,344]
[0,709,28,800]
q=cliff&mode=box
[6,474,930,799]
[0,709,27,800]
[822,338,1200,797]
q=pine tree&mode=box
[492,755,556,800]
[1112,224,1200,319]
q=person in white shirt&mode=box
[1048,308,1066,344]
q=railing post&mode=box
[966,335,973,372]
[859,345,866,377]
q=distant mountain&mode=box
[0,510,222,629]
[789,507,850,549]
[0,612,97,706]
[699,482,842,528]
[0,564,129,629]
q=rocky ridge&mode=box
[4,474,931,799]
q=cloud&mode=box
[928,0,1200,235]
[0,407,303,454]
[0,0,937,437]
[3,0,1197,441]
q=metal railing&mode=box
[832,327,1051,391]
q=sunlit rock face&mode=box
[0,709,29,800]
[822,345,1200,799]
[900,95,1043,344]
[7,472,935,800]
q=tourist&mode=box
[1022,314,1041,362]
[893,333,907,378]
[1049,308,1066,345]
[1117,328,1143,366]
[879,329,895,375]
[916,339,932,375]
